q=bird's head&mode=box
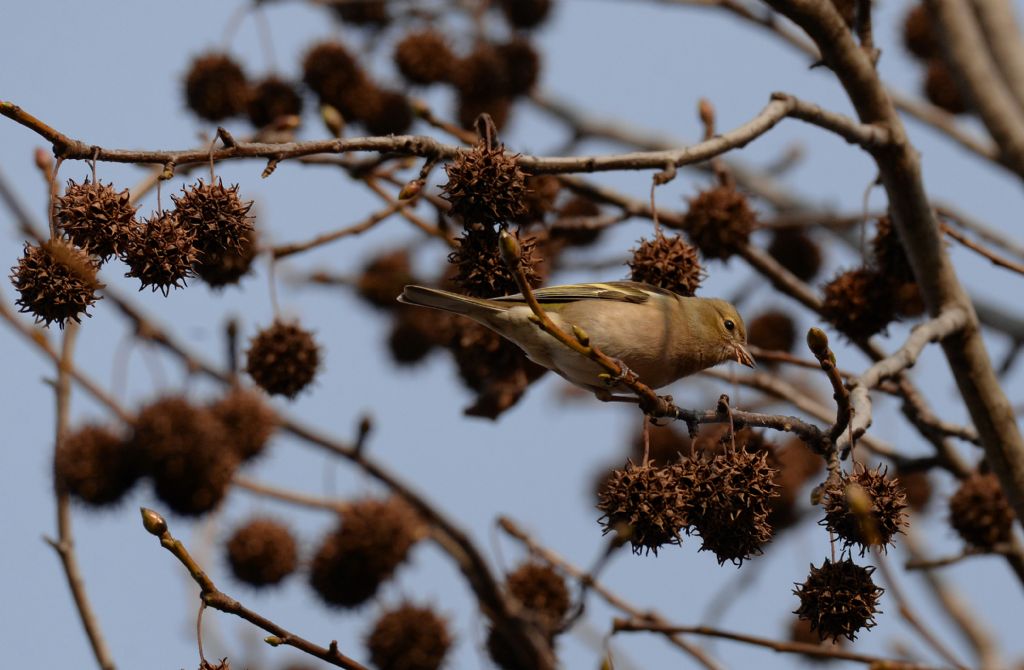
[704,299,755,369]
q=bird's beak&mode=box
[734,343,756,368]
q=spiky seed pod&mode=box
[820,267,898,340]
[628,231,703,297]
[457,94,513,132]
[871,216,915,283]
[357,249,416,309]
[486,626,553,670]
[394,30,454,85]
[361,88,414,136]
[518,175,561,223]
[245,321,321,398]
[498,0,553,28]
[949,473,1015,549]
[56,179,137,260]
[506,563,570,631]
[767,227,822,281]
[133,396,238,516]
[449,319,547,419]
[454,45,511,101]
[328,0,389,26]
[11,240,102,327]
[683,186,757,261]
[366,603,451,670]
[54,424,141,506]
[225,518,298,587]
[496,38,541,97]
[122,212,198,295]
[790,616,845,658]
[449,226,542,297]
[896,468,933,512]
[194,228,258,289]
[388,307,457,365]
[246,77,303,129]
[172,179,254,259]
[442,141,527,225]
[597,461,687,555]
[302,41,363,102]
[904,4,938,59]
[822,465,909,555]
[794,558,884,642]
[675,449,779,565]
[747,310,797,354]
[208,387,278,462]
[309,497,423,608]
[925,59,969,114]
[184,53,249,122]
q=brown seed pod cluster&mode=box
[518,175,561,224]
[925,59,969,115]
[309,497,422,608]
[747,309,797,355]
[173,179,254,259]
[11,239,102,328]
[794,558,884,642]
[949,472,1015,549]
[871,216,915,283]
[328,0,390,26]
[676,448,779,565]
[498,0,553,28]
[505,562,570,632]
[122,212,199,295]
[496,38,542,97]
[246,77,303,129]
[449,319,547,419]
[897,467,933,512]
[54,424,141,506]
[245,321,322,398]
[903,4,938,59]
[822,465,908,555]
[388,307,457,366]
[56,179,138,261]
[132,396,238,517]
[208,386,278,462]
[302,41,363,108]
[365,603,451,670]
[194,228,259,289]
[597,460,688,555]
[225,517,299,587]
[448,227,543,298]
[682,185,757,261]
[394,29,455,85]
[184,52,249,122]
[356,249,416,310]
[820,267,897,341]
[767,227,822,282]
[628,231,704,296]
[442,141,528,225]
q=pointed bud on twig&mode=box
[264,636,284,647]
[321,104,344,138]
[34,148,53,175]
[140,507,168,536]
[572,324,590,346]
[806,327,830,357]
[498,228,521,268]
[399,179,424,200]
[699,98,716,139]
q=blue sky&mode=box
[2,1,1023,669]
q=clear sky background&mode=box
[2,1,1023,669]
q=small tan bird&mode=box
[398,281,754,393]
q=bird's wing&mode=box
[492,281,673,305]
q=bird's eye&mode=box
[724,319,735,332]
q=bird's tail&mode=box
[398,285,506,317]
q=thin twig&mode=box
[138,509,368,670]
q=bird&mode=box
[398,281,754,394]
